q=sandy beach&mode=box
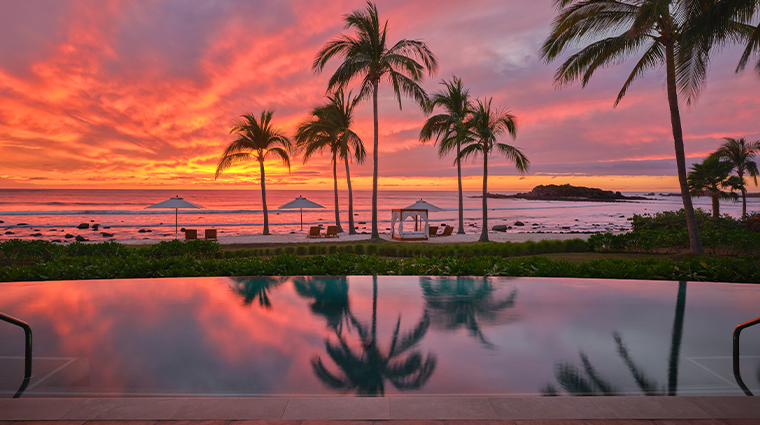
[115,231,594,246]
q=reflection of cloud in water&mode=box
[420,276,518,348]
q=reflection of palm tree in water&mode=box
[294,277,352,333]
[543,282,687,396]
[228,277,286,309]
[311,276,437,395]
[420,277,517,348]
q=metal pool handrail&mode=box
[0,312,33,398]
[733,315,760,396]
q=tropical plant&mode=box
[295,90,366,234]
[709,137,760,218]
[458,98,529,242]
[420,76,473,235]
[539,0,749,253]
[310,277,436,395]
[687,156,740,217]
[682,0,760,76]
[313,1,438,239]
[216,111,292,235]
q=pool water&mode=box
[0,276,758,397]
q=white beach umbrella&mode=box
[404,199,444,212]
[278,196,325,230]
[145,196,204,239]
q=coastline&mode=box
[114,231,597,246]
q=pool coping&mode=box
[0,396,758,421]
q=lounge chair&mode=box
[205,229,217,241]
[428,226,439,237]
[308,226,322,238]
[439,226,454,237]
[325,226,339,238]
[184,229,197,241]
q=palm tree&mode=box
[458,99,529,242]
[313,1,438,240]
[311,277,436,395]
[687,156,741,217]
[681,0,759,76]
[295,90,366,234]
[420,77,473,235]
[709,137,760,218]
[216,111,291,235]
[539,0,748,253]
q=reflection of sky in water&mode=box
[0,277,758,397]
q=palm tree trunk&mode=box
[665,42,703,253]
[332,151,343,233]
[479,147,489,242]
[346,159,357,235]
[457,142,465,235]
[712,195,720,218]
[739,170,747,218]
[371,80,380,240]
[259,160,270,235]
[667,281,687,396]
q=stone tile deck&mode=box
[0,397,758,423]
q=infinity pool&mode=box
[0,276,758,398]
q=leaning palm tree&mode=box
[458,99,529,242]
[313,1,438,239]
[709,137,760,218]
[687,156,740,217]
[296,90,366,234]
[420,77,473,235]
[539,0,752,253]
[216,111,291,235]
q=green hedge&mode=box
[588,229,760,255]
[631,208,745,232]
[1,253,757,283]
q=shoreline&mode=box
[114,231,598,246]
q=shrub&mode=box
[308,245,318,255]
[284,246,295,254]
[632,208,743,232]
[366,244,378,255]
[328,245,337,254]
[296,246,307,255]
[744,212,760,232]
[353,244,365,255]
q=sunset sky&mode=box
[1,0,758,192]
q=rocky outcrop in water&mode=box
[474,184,651,202]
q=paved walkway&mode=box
[0,397,757,422]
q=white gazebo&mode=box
[390,209,429,241]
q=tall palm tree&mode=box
[687,156,741,217]
[539,0,751,253]
[681,0,759,76]
[420,77,473,235]
[458,99,529,242]
[709,137,760,218]
[313,1,438,240]
[296,90,366,234]
[216,111,291,235]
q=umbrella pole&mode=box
[175,208,178,239]
[300,208,303,231]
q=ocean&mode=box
[0,188,756,242]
